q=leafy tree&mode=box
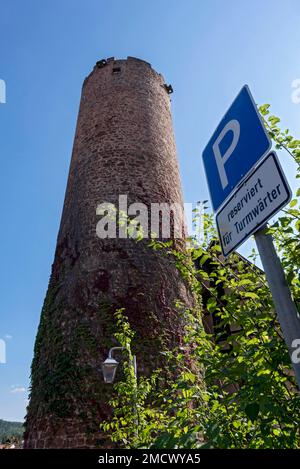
[0,419,24,443]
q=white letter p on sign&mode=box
[212,119,240,189]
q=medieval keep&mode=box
[24,57,193,448]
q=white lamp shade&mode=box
[102,357,119,383]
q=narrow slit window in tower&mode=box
[112,67,121,74]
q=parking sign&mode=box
[202,85,271,212]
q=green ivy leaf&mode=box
[268,116,280,126]
[207,297,218,313]
[289,199,298,208]
[242,291,260,300]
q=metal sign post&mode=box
[254,227,300,389]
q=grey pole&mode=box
[132,355,138,438]
[254,226,300,389]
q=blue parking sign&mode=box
[202,85,271,212]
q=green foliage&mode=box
[101,308,209,448]
[258,104,300,312]
[101,106,300,449]
[101,308,161,448]
[28,287,116,422]
[0,419,24,443]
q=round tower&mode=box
[24,57,193,448]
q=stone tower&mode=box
[24,57,193,448]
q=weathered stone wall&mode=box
[24,57,193,448]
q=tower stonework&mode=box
[24,57,193,448]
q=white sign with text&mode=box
[216,152,292,256]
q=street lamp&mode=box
[102,346,137,384]
[102,356,119,384]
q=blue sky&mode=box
[0,0,299,421]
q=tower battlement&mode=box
[83,56,165,91]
